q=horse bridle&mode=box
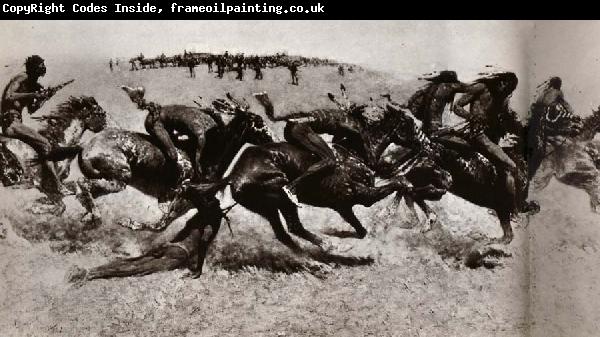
[538,105,574,160]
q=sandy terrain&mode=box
[0,60,589,336]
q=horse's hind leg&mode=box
[582,177,600,213]
[336,207,367,239]
[416,198,438,232]
[76,177,127,226]
[260,208,302,253]
[496,208,514,244]
[279,202,325,249]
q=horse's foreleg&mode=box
[532,160,554,192]
[353,180,399,208]
[415,198,438,232]
[279,202,326,249]
[584,181,600,214]
[188,217,222,278]
[402,196,421,228]
[336,207,367,239]
[261,208,302,253]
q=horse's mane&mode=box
[38,96,98,146]
[580,106,600,140]
[405,82,434,121]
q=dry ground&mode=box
[0,59,589,336]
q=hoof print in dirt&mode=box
[464,244,512,269]
[304,261,333,279]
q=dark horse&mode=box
[41,95,275,226]
[372,101,538,243]
[182,93,444,254]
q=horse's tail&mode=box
[185,179,230,197]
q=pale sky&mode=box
[5,20,599,114]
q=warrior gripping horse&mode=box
[378,98,535,243]
[182,93,443,255]
[254,86,375,206]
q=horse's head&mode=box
[69,96,107,132]
[215,93,276,145]
[37,96,107,145]
[53,96,107,132]
[529,101,583,145]
[121,85,146,108]
[380,104,426,151]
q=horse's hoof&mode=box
[494,235,513,245]
[355,229,367,239]
[305,260,333,278]
[83,216,102,230]
[182,270,202,279]
[420,213,439,233]
[420,223,433,233]
[319,239,336,253]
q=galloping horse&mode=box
[374,102,539,243]
[41,94,275,226]
[527,102,600,211]
[182,93,444,254]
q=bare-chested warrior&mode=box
[1,55,69,195]
[452,72,520,211]
[406,70,468,135]
[254,91,373,206]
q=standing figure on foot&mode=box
[288,62,299,85]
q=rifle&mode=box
[30,79,75,112]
